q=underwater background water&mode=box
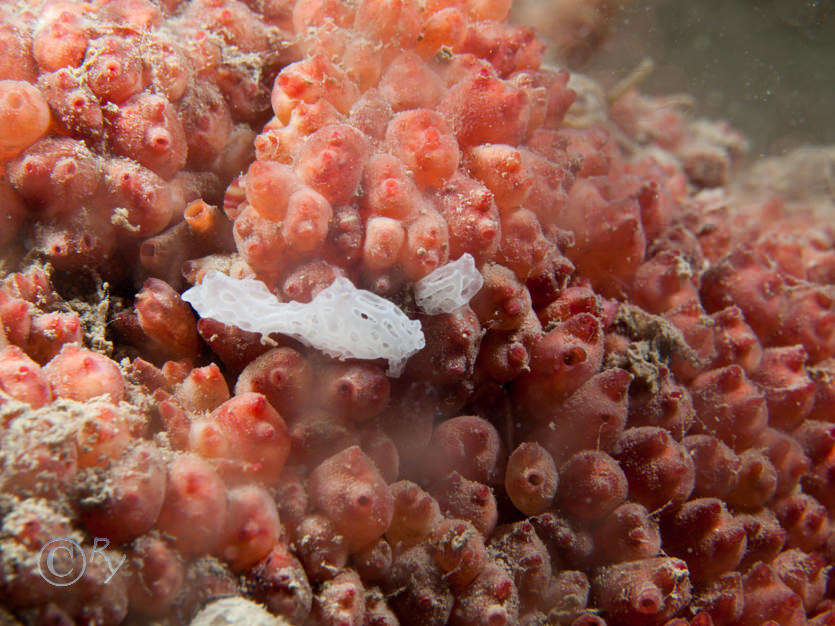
[515,0,835,158]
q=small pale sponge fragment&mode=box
[189,597,292,626]
[182,271,425,376]
[413,253,484,315]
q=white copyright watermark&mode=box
[37,538,126,587]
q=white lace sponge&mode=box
[413,253,484,315]
[182,271,425,376]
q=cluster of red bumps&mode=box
[1,0,835,625]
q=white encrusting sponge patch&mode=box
[413,253,484,315]
[182,270,425,377]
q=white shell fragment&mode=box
[413,253,484,315]
[182,271,425,377]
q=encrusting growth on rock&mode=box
[1,0,835,624]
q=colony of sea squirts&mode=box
[1,0,835,625]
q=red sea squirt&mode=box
[0,0,834,624]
